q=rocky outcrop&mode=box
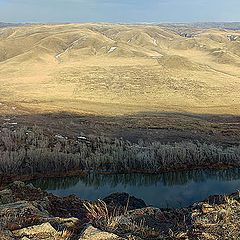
[0,200,49,230]
[8,181,89,224]
[0,181,88,239]
[227,34,238,41]
[0,181,240,239]
[179,32,194,38]
[190,198,240,239]
[0,230,15,240]
[96,207,190,239]
[103,192,147,211]
[8,181,48,201]
[13,222,64,240]
[0,189,14,204]
[79,225,125,240]
[48,217,79,232]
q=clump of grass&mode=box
[191,196,240,239]
[83,199,126,230]
[59,228,72,240]
[83,199,161,239]
[83,200,110,223]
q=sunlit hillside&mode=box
[0,23,240,115]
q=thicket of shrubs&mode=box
[0,126,240,176]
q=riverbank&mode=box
[0,181,239,239]
[0,126,240,187]
[1,162,239,188]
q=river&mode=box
[30,168,240,208]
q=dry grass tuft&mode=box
[83,199,161,239]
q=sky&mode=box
[0,0,240,23]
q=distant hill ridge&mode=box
[1,21,240,30]
[161,22,240,30]
[0,22,23,28]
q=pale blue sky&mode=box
[0,0,240,23]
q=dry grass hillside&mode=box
[0,23,240,116]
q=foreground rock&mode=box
[0,181,240,239]
[103,192,147,211]
[13,222,65,240]
[0,201,49,230]
[80,225,125,240]
[0,189,14,204]
[0,181,88,239]
[0,230,15,240]
[191,199,240,239]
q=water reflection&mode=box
[31,168,240,208]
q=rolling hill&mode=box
[0,23,240,116]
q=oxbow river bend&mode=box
[30,168,240,208]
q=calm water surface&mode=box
[31,168,240,208]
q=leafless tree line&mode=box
[0,127,240,176]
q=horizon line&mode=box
[1,20,240,25]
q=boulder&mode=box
[47,194,88,222]
[0,201,49,229]
[109,207,164,238]
[9,181,48,201]
[0,230,15,240]
[79,225,125,240]
[9,181,25,188]
[13,222,63,240]
[7,182,89,226]
[49,217,80,232]
[204,194,227,205]
[103,193,146,211]
[0,189,14,204]
[106,207,188,238]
